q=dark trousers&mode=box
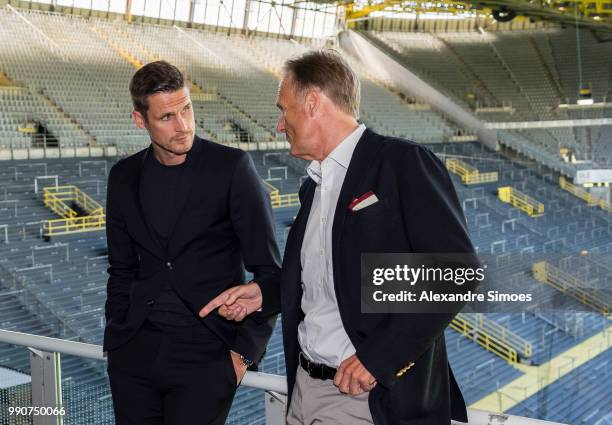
[107,320,238,425]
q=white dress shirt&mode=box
[298,123,367,367]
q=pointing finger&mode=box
[198,292,229,318]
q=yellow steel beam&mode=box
[343,0,612,25]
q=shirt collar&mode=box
[306,124,366,184]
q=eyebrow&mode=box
[158,103,191,119]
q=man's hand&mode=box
[230,351,248,386]
[333,354,377,395]
[198,282,262,321]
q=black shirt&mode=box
[141,151,201,326]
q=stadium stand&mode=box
[0,5,610,424]
[0,141,610,422]
[362,28,612,167]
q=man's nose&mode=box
[276,115,285,133]
[176,115,189,132]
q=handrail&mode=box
[451,315,519,363]
[446,158,498,185]
[0,328,286,392]
[459,313,532,359]
[41,185,106,236]
[42,214,106,236]
[532,261,611,315]
[0,329,567,425]
[559,177,598,206]
[261,180,300,208]
[498,187,544,217]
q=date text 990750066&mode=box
[8,406,66,416]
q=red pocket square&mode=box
[348,191,378,211]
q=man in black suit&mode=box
[104,60,281,425]
[205,50,474,424]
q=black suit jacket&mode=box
[281,129,472,424]
[103,136,281,365]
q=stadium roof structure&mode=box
[337,0,612,31]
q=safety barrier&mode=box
[460,313,532,359]
[450,313,520,364]
[41,185,105,237]
[0,329,566,425]
[445,158,498,185]
[42,214,106,237]
[262,180,300,209]
[498,187,544,217]
[559,177,598,206]
[532,261,611,315]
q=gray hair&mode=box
[283,49,361,119]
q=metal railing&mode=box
[42,214,106,238]
[0,329,568,425]
[451,314,519,364]
[262,180,300,209]
[498,187,545,217]
[600,199,612,213]
[559,177,598,206]
[532,261,611,315]
[455,313,532,360]
[41,185,105,237]
[445,158,499,185]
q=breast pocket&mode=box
[350,199,390,219]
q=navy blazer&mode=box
[281,129,472,424]
[103,136,281,364]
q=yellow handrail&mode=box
[445,158,498,185]
[262,180,300,209]
[43,187,78,219]
[450,314,519,363]
[498,187,544,217]
[460,313,532,358]
[42,185,105,237]
[43,214,106,237]
[559,177,598,206]
[532,261,611,315]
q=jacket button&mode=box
[147,299,155,306]
[166,262,173,270]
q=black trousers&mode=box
[107,320,238,425]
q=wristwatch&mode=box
[232,351,254,368]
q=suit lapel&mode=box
[133,147,166,260]
[283,178,316,305]
[289,178,316,259]
[331,128,383,254]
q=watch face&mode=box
[240,355,253,367]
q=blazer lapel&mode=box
[331,128,384,254]
[283,178,316,305]
[133,147,166,260]
[289,178,316,260]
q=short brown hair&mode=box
[129,61,186,119]
[283,49,360,119]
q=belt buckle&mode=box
[300,352,314,377]
[319,363,328,380]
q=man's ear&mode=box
[132,110,147,129]
[304,88,320,118]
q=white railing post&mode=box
[29,348,63,425]
[264,391,286,425]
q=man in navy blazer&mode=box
[203,50,474,424]
[104,61,280,424]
